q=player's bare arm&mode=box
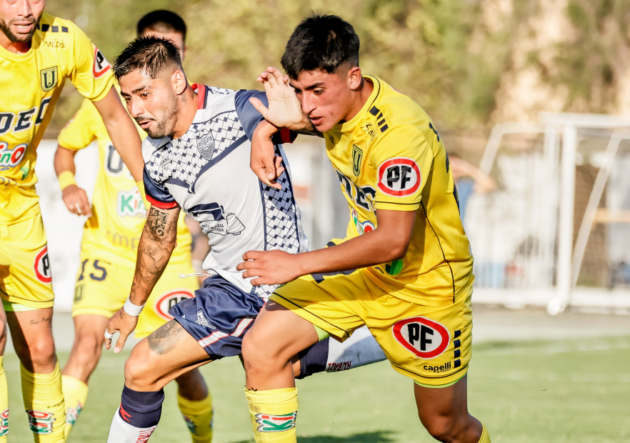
[93,86,144,182]
[249,67,322,188]
[53,145,92,217]
[238,208,416,285]
[105,204,180,352]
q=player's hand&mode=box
[104,308,138,353]
[62,185,92,217]
[250,67,310,131]
[237,250,304,285]
[251,120,285,189]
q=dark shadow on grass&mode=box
[231,430,396,443]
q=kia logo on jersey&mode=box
[33,247,52,284]
[377,158,421,197]
[154,290,194,320]
[392,316,450,359]
[93,47,111,78]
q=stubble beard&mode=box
[147,95,180,139]
[0,18,37,43]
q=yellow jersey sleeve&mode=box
[57,99,100,151]
[370,124,433,211]
[67,21,114,102]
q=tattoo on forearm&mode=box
[147,320,183,355]
[129,206,178,305]
[146,207,169,237]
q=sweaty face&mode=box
[290,67,354,133]
[0,0,45,43]
[120,69,180,139]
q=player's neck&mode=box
[342,77,374,123]
[171,85,198,139]
[0,33,31,54]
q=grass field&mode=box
[4,336,630,442]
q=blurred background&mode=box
[13,0,630,442]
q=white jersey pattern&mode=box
[143,84,308,298]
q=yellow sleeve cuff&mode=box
[58,171,77,191]
[374,201,420,211]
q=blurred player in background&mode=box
[447,151,495,225]
[241,14,491,443]
[54,10,213,442]
[0,0,143,441]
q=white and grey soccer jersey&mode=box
[143,84,308,299]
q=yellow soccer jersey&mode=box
[325,75,473,307]
[58,94,192,266]
[0,12,115,224]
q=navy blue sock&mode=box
[119,386,165,428]
[297,338,330,379]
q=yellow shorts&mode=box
[272,269,473,387]
[0,213,55,309]
[73,256,199,338]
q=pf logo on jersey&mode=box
[34,246,52,284]
[155,290,194,321]
[93,46,111,78]
[378,158,421,197]
[392,316,450,359]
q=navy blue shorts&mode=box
[169,275,265,359]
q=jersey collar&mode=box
[334,75,381,134]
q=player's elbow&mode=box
[382,237,409,262]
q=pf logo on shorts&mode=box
[154,290,194,321]
[33,247,52,284]
[393,316,450,359]
[378,158,421,197]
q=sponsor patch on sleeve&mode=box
[93,46,111,78]
[377,157,421,197]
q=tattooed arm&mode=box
[129,205,180,305]
[105,204,180,353]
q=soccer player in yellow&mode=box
[0,0,143,441]
[54,11,213,442]
[239,15,491,443]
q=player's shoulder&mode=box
[141,136,168,162]
[35,13,82,45]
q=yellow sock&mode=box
[245,387,298,443]
[479,423,491,443]
[21,362,65,442]
[0,357,9,443]
[61,375,88,439]
[177,392,213,443]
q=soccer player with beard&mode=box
[239,14,491,443]
[0,0,143,441]
[102,36,387,442]
[54,11,214,442]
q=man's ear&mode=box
[172,69,188,95]
[348,66,363,90]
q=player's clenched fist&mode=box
[104,308,138,353]
[237,250,304,285]
[62,184,93,217]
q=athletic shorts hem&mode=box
[414,372,467,388]
[393,362,469,386]
[0,294,54,310]
[270,293,352,341]
[71,308,114,318]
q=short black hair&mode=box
[281,14,360,79]
[114,36,182,80]
[137,10,187,41]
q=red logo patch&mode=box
[377,158,421,197]
[154,290,194,320]
[93,47,111,78]
[392,316,450,359]
[33,247,52,284]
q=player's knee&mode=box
[124,345,163,390]
[73,333,103,363]
[421,413,468,443]
[242,333,281,374]
[0,318,7,354]
[24,338,56,369]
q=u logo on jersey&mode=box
[33,246,52,284]
[40,66,58,92]
[352,145,363,177]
